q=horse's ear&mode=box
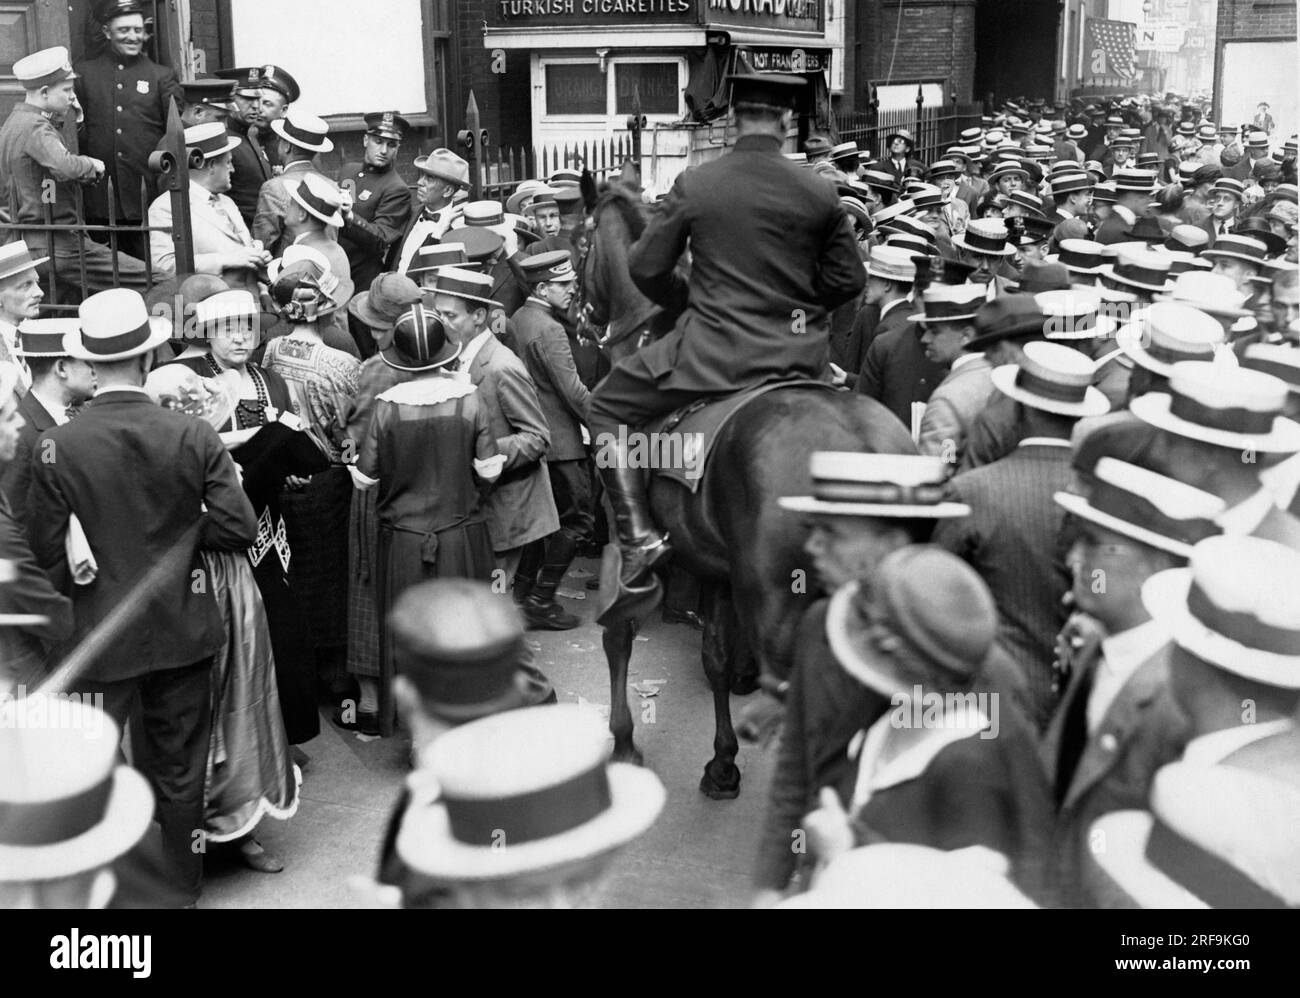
[580,169,599,213]
[619,158,641,189]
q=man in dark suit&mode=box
[592,72,864,589]
[27,289,257,904]
[0,322,97,523]
[212,67,274,228]
[1044,457,1214,905]
[74,0,182,260]
[933,341,1110,730]
[1197,178,1244,246]
[0,361,72,690]
[510,251,593,631]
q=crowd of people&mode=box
[0,0,1298,910]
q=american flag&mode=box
[1087,17,1139,81]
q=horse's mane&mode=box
[591,182,648,242]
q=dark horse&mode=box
[582,172,912,799]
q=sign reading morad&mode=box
[707,0,823,33]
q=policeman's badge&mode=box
[359,190,372,201]
[137,80,150,94]
[263,65,276,80]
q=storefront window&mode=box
[615,63,679,115]
[545,64,606,115]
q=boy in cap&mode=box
[74,0,182,258]
[510,251,593,631]
[590,72,864,592]
[339,112,416,356]
[0,46,160,296]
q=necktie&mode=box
[1055,656,1098,806]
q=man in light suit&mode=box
[252,110,334,257]
[27,289,257,904]
[914,284,992,470]
[431,268,558,702]
[147,122,271,297]
[933,340,1111,730]
[0,322,96,526]
[394,150,469,276]
[1043,458,1219,905]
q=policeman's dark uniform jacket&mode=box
[74,43,180,223]
[214,67,276,227]
[338,112,415,297]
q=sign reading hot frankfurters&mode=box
[489,0,823,31]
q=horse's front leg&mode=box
[699,581,741,799]
[603,618,642,765]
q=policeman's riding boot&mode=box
[512,540,545,605]
[600,453,672,588]
[523,531,581,631]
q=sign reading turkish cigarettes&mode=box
[491,0,694,26]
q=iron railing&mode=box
[836,92,985,166]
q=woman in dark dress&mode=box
[353,305,503,736]
[167,289,328,750]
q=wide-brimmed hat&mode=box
[780,844,1036,909]
[380,304,461,373]
[991,340,1109,417]
[288,172,345,227]
[964,294,1049,351]
[183,121,241,161]
[1055,457,1224,558]
[414,148,471,188]
[1049,238,1106,275]
[388,578,534,722]
[1088,763,1300,908]
[952,218,1017,257]
[0,696,153,882]
[1116,301,1230,378]
[826,546,997,697]
[67,288,171,362]
[1007,261,1072,294]
[864,244,918,283]
[268,110,333,153]
[779,453,970,519]
[396,704,666,883]
[1201,233,1269,269]
[1153,271,1253,320]
[348,272,423,330]
[1130,362,1300,453]
[1143,534,1300,688]
[16,318,77,358]
[1233,218,1287,257]
[1099,248,1173,293]
[906,283,985,324]
[0,240,48,282]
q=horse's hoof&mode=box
[730,673,760,696]
[699,768,740,800]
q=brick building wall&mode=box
[454,0,532,151]
[1217,0,1297,39]
[188,0,222,71]
[850,1,978,107]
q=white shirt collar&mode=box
[1017,436,1073,449]
[1088,618,1169,733]
[1181,718,1295,767]
[456,328,494,373]
[950,351,984,371]
[1215,488,1278,535]
[29,384,69,426]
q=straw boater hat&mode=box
[1144,534,1300,690]
[826,545,997,697]
[0,695,153,883]
[268,109,333,154]
[1007,190,1046,217]
[990,340,1110,418]
[953,218,1018,258]
[1162,224,1210,256]
[396,704,665,883]
[1116,302,1232,378]
[779,844,1036,909]
[183,120,241,161]
[431,266,495,308]
[1130,362,1300,453]
[779,453,970,519]
[1201,234,1269,268]
[1054,457,1225,558]
[289,172,345,227]
[505,180,548,216]
[863,244,918,284]
[191,288,259,340]
[1242,344,1300,395]
[1099,247,1173,293]
[1036,287,1119,340]
[380,304,461,374]
[1154,271,1255,330]
[1111,168,1157,195]
[66,288,171,362]
[405,242,469,279]
[1088,762,1300,909]
[0,240,48,282]
[1048,238,1106,276]
[16,318,77,358]
[985,160,1029,186]
[388,579,535,723]
[907,283,985,325]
